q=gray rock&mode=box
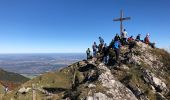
[142,69,169,94]
[18,87,31,94]
[128,83,149,100]
[88,84,96,88]
[94,63,138,100]
[93,92,112,100]
[156,92,167,100]
[86,92,112,100]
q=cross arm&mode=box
[113,18,121,21]
[122,17,131,20]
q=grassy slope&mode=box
[2,66,74,100]
[0,69,29,83]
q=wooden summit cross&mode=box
[113,10,131,35]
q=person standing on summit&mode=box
[98,36,104,53]
[113,38,121,63]
[99,36,104,45]
[102,43,109,64]
[121,29,128,45]
[86,48,92,60]
[92,42,98,57]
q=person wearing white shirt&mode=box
[121,29,128,45]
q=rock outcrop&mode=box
[142,69,169,94]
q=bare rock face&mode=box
[142,69,169,94]
[86,92,112,100]
[127,83,149,100]
[87,63,138,100]
[156,92,167,100]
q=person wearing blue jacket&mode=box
[113,38,121,62]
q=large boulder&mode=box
[18,87,31,94]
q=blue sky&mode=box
[0,0,170,53]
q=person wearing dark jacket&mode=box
[135,34,141,41]
[86,48,92,59]
[98,36,104,53]
[114,33,120,42]
[99,36,104,45]
[92,42,98,57]
[102,43,109,64]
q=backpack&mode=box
[113,41,119,49]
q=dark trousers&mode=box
[93,50,97,57]
[122,38,127,45]
[114,49,120,61]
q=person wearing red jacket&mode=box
[144,34,150,44]
[127,36,134,42]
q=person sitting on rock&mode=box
[144,33,155,48]
[127,36,134,42]
[113,38,121,63]
[135,34,141,42]
[86,48,92,60]
[114,33,120,42]
[92,42,98,57]
[144,33,150,44]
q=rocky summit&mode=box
[2,41,170,100]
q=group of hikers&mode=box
[86,29,155,65]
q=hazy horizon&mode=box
[0,53,85,75]
[0,52,85,54]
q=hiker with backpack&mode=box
[92,42,98,57]
[121,29,128,45]
[86,48,92,60]
[113,38,121,63]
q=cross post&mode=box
[113,10,131,35]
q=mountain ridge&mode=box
[2,41,170,100]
